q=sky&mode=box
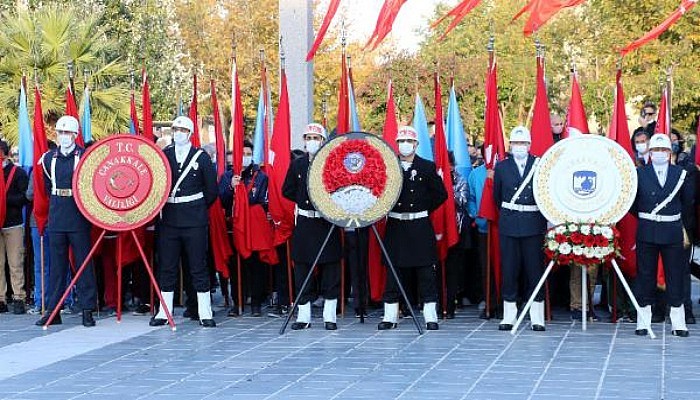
[326,0,458,53]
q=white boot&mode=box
[383,302,399,323]
[154,291,173,320]
[197,292,215,327]
[297,302,311,324]
[530,301,545,331]
[499,301,517,329]
[670,305,689,337]
[423,302,438,323]
[636,305,652,334]
[323,299,337,323]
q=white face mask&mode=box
[635,143,648,155]
[650,151,669,165]
[305,139,321,155]
[58,134,74,149]
[242,155,253,168]
[173,131,190,146]
[398,142,415,157]
[510,145,528,160]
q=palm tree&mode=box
[0,5,129,145]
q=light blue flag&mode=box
[18,83,33,169]
[348,77,361,131]
[81,87,92,142]
[252,87,265,165]
[446,85,471,179]
[412,94,433,161]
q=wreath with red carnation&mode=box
[322,139,387,196]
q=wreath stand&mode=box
[510,258,654,338]
[41,229,176,331]
[279,224,424,335]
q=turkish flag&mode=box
[621,0,697,56]
[65,87,84,147]
[141,70,154,142]
[655,87,671,135]
[432,0,483,41]
[336,53,350,135]
[520,0,587,36]
[529,56,554,156]
[306,0,342,61]
[33,86,50,235]
[188,74,201,147]
[365,0,408,51]
[564,72,590,137]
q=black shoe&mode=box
[426,322,439,330]
[532,324,546,332]
[149,317,167,326]
[498,324,513,331]
[651,314,665,323]
[36,313,61,326]
[227,308,239,317]
[325,322,337,330]
[251,305,262,317]
[291,322,310,330]
[354,308,368,318]
[200,319,216,328]
[183,308,199,320]
[686,311,696,325]
[0,302,7,313]
[377,321,397,330]
[82,311,96,327]
[133,304,150,316]
[635,329,648,336]
[12,301,26,315]
[672,329,689,337]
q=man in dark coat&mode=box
[493,126,547,332]
[35,116,97,327]
[378,126,447,331]
[150,116,218,328]
[282,123,342,330]
[632,133,693,337]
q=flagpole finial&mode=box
[616,56,623,71]
[259,48,266,63]
[280,35,286,70]
[33,66,39,85]
[84,68,90,89]
[487,36,495,53]
[67,60,74,80]
[341,18,347,51]
[130,70,135,91]
[231,32,237,60]
[346,54,352,69]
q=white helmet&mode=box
[649,133,671,151]
[172,116,194,133]
[396,126,419,142]
[303,123,327,140]
[56,116,79,133]
[509,126,531,143]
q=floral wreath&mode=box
[322,139,387,196]
[544,222,621,267]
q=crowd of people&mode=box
[1,101,698,338]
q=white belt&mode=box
[638,212,681,223]
[388,211,428,221]
[166,192,204,204]
[297,209,322,218]
[501,202,539,212]
[51,188,72,197]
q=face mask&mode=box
[671,142,680,154]
[398,142,415,157]
[242,155,252,167]
[305,140,321,155]
[173,131,190,146]
[510,145,528,160]
[635,143,648,154]
[650,151,669,165]
[58,134,74,149]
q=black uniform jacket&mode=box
[493,155,546,238]
[632,163,694,245]
[384,155,447,268]
[2,162,28,228]
[159,145,218,228]
[41,147,91,232]
[282,153,341,264]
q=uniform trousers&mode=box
[345,229,369,310]
[47,229,97,311]
[157,225,210,293]
[383,265,437,304]
[243,252,268,307]
[294,262,340,305]
[500,234,545,303]
[635,241,686,308]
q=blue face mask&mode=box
[671,142,680,154]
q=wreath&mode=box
[544,222,621,267]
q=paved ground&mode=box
[0,292,699,400]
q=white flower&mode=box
[568,224,579,232]
[580,225,591,235]
[573,246,584,256]
[548,241,559,251]
[601,227,613,239]
[559,243,572,255]
[583,247,595,258]
[547,230,556,239]
[554,225,566,234]
[592,225,602,235]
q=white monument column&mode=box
[279,0,314,150]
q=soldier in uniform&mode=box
[494,126,547,332]
[282,123,342,330]
[35,116,97,327]
[378,126,447,331]
[633,133,693,337]
[150,116,218,328]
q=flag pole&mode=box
[484,36,494,319]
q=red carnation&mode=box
[594,235,608,247]
[559,254,572,265]
[570,232,584,245]
[583,235,596,248]
[555,234,567,243]
[322,139,387,196]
